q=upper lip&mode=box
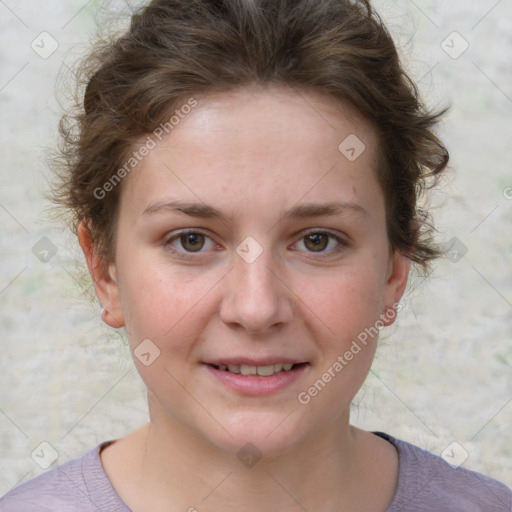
[205,357,308,366]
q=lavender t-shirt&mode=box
[1,432,511,511]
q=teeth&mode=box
[217,363,297,376]
[240,364,257,375]
[256,365,275,376]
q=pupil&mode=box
[182,233,204,251]
[306,233,327,252]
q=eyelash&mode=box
[163,229,348,260]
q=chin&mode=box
[201,409,316,461]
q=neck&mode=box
[101,407,398,512]
[145,416,355,510]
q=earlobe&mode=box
[77,220,125,329]
[101,307,125,329]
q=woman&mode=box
[2,0,510,510]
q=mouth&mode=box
[206,362,308,377]
[203,359,310,395]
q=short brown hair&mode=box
[52,0,449,276]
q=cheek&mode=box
[296,273,382,412]
[117,257,222,349]
[120,271,212,394]
[298,266,385,339]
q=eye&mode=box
[293,230,347,256]
[165,230,217,254]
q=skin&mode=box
[78,84,411,512]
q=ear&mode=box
[77,220,125,329]
[380,250,411,327]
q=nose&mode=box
[219,245,294,334]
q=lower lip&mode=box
[204,363,309,396]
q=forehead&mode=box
[162,84,377,162]
[121,84,382,219]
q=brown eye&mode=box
[165,230,218,259]
[304,233,329,252]
[179,233,205,252]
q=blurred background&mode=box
[1,0,511,495]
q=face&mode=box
[84,84,410,457]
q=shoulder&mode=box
[0,442,129,512]
[374,432,512,512]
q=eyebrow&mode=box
[280,201,367,220]
[141,200,367,222]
